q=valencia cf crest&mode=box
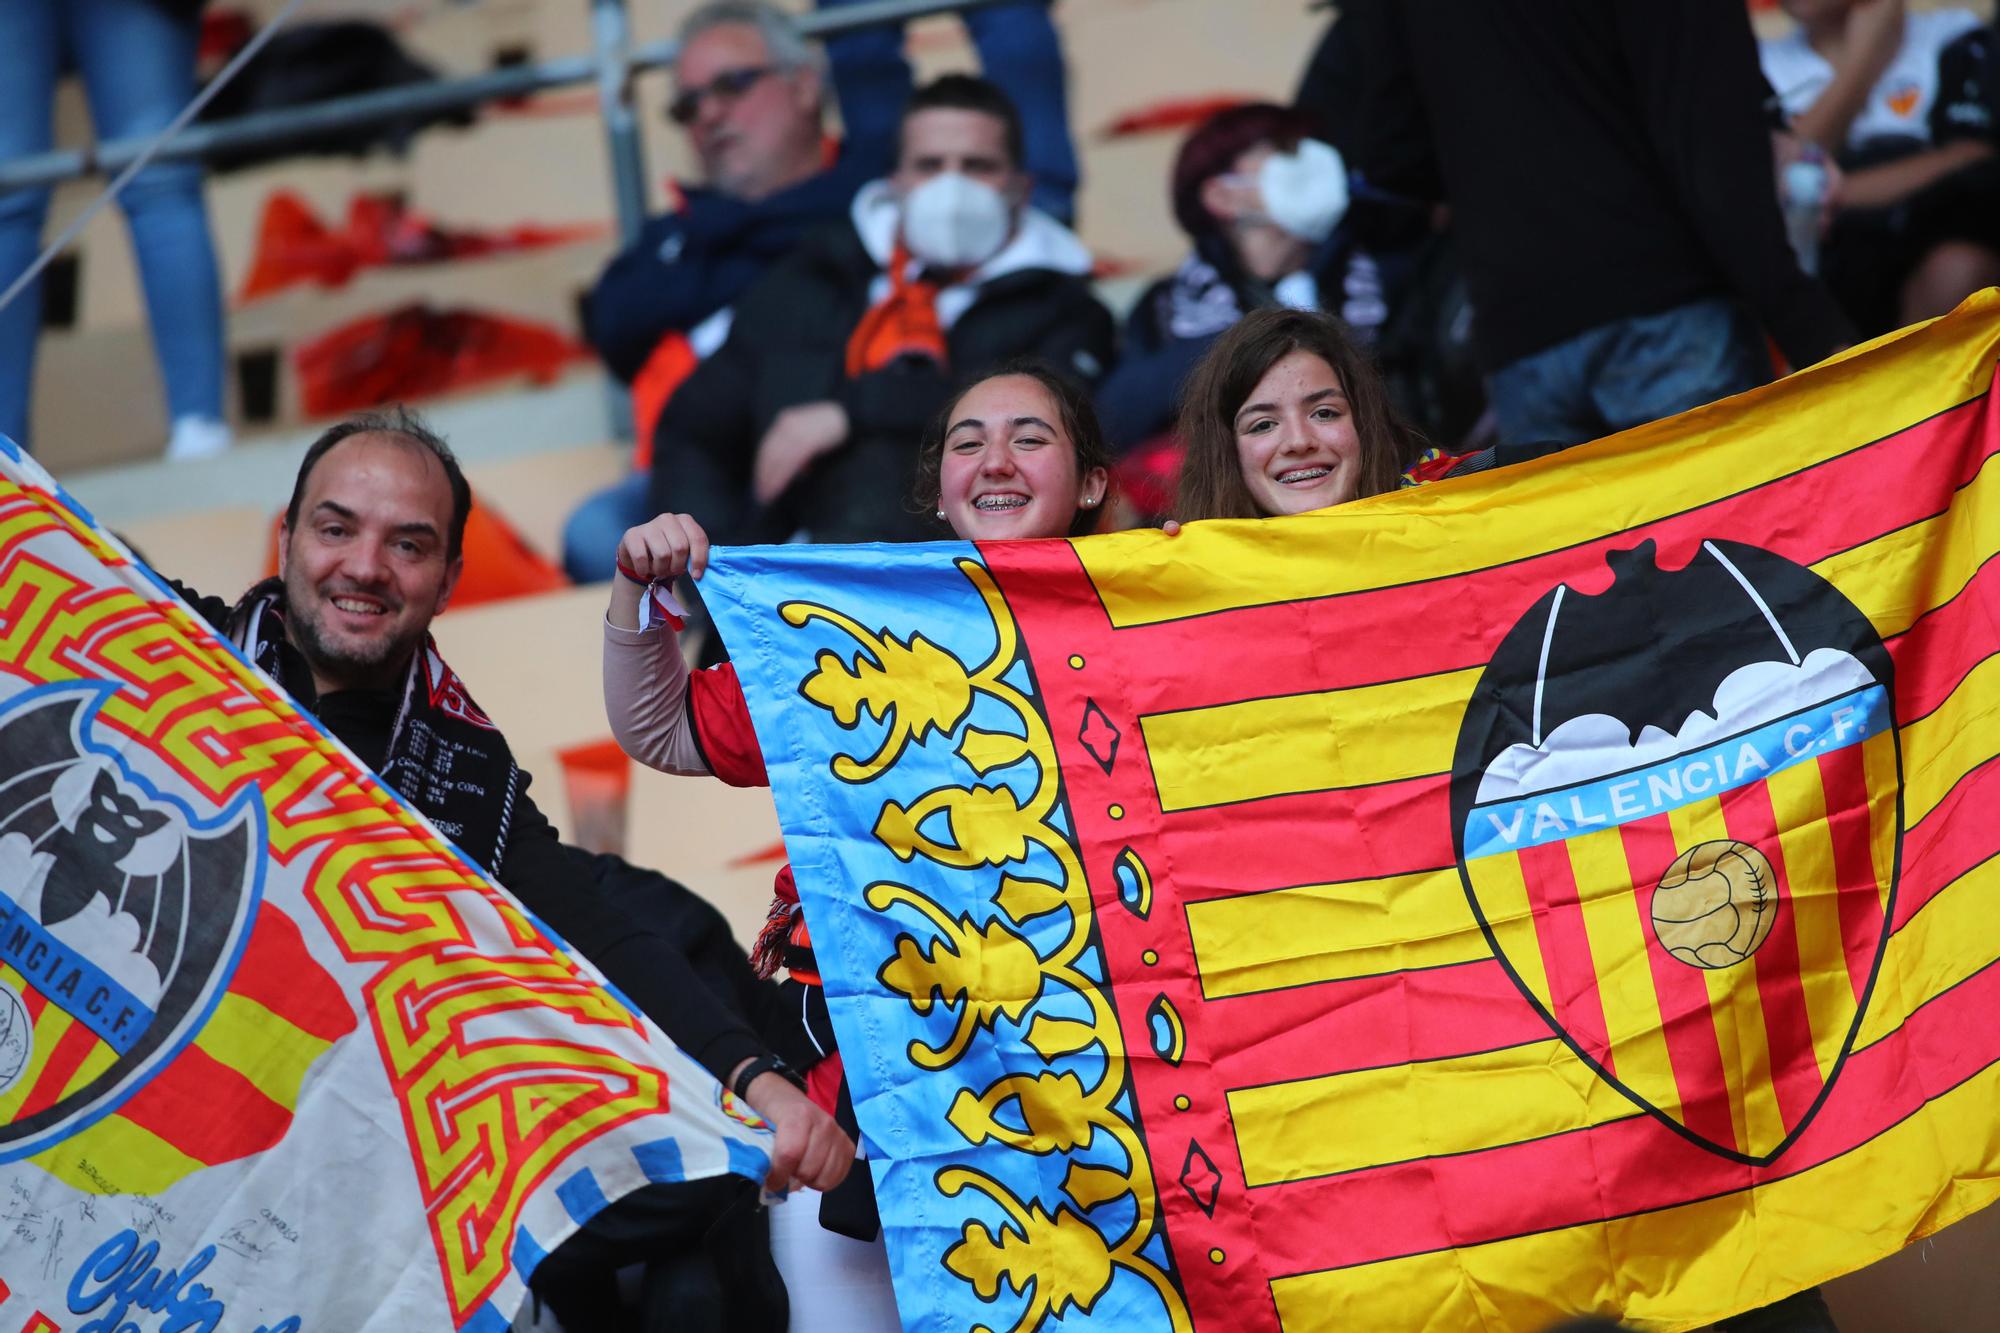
[1451,540,1900,1164]
[0,682,261,1157]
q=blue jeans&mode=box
[0,0,227,448]
[562,470,654,584]
[816,0,1080,223]
[1486,298,1770,449]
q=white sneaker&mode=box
[165,415,232,461]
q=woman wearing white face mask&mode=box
[1095,104,1367,514]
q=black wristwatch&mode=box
[731,1054,804,1100]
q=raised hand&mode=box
[616,511,712,583]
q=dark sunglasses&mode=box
[668,66,779,126]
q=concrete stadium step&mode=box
[33,237,611,470]
[65,369,619,527]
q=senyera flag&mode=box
[0,442,771,1330]
[704,291,2000,1331]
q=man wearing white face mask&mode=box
[645,73,1113,571]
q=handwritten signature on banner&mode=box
[0,1228,307,1333]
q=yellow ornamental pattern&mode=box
[782,559,1191,1333]
[307,826,666,1317]
[0,479,669,1323]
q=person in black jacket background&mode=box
[646,73,1114,561]
[1342,0,1855,449]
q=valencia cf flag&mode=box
[0,435,774,1328]
[704,291,2000,1332]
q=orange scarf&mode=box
[629,332,700,470]
[844,242,948,376]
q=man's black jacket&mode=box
[173,579,785,1081]
[647,214,1116,523]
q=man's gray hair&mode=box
[678,1,827,80]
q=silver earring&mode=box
[935,510,946,520]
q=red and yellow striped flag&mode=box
[1010,294,2000,1328]
[709,291,2000,1331]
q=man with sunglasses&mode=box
[571,1,892,583]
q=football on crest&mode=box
[1651,840,1778,969]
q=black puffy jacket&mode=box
[646,212,1116,529]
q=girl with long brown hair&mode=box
[1174,306,1418,520]
[601,358,1110,1331]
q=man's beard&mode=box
[286,590,420,692]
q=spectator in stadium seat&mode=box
[0,0,231,459]
[1342,0,1855,449]
[1088,98,1482,518]
[567,0,891,583]
[646,74,1112,568]
[815,0,1080,223]
[1762,0,2000,334]
[1170,308,1418,524]
[1095,104,1359,466]
[166,408,852,1333]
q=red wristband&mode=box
[615,555,647,584]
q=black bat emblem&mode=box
[1458,539,1893,767]
[40,769,171,927]
[0,684,259,1150]
[1,692,249,989]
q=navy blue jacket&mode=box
[584,157,878,383]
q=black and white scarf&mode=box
[227,579,523,870]
[1157,235,1343,342]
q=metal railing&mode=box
[0,0,1002,247]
